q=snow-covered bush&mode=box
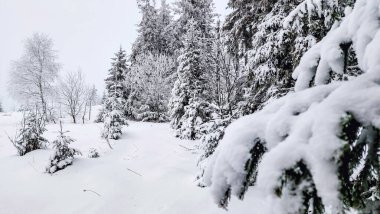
[135,105,169,122]
[204,0,380,213]
[46,123,81,174]
[94,107,105,123]
[88,148,100,158]
[10,110,48,156]
[174,100,217,140]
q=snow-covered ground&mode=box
[0,109,248,214]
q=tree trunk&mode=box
[88,102,92,120]
[82,104,87,124]
[39,82,47,121]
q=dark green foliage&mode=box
[239,139,267,199]
[338,113,380,212]
[218,139,267,209]
[275,161,325,214]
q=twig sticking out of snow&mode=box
[105,137,113,150]
[126,168,142,177]
[179,145,195,151]
[83,189,101,197]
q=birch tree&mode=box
[9,33,60,120]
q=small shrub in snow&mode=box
[175,101,216,140]
[88,148,100,158]
[94,107,105,123]
[46,122,81,174]
[10,110,48,156]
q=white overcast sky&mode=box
[0,0,229,110]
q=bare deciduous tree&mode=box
[9,33,60,119]
[58,71,87,123]
[87,85,98,121]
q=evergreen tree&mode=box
[223,0,256,67]
[9,109,48,156]
[173,0,215,48]
[173,0,215,75]
[240,0,358,115]
[131,0,159,61]
[168,19,215,140]
[0,101,3,112]
[131,0,175,60]
[46,122,81,174]
[157,0,176,56]
[102,48,128,140]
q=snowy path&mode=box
[0,113,232,214]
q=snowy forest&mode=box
[0,0,379,213]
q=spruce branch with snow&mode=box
[46,122,81,174]
[204,0,380,213]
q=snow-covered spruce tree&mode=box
[223,0,261,69]
[240,0,357,115]
[131,0,175,60]
[0,101,3,112]
[131,0,159,62]
[157,0,177,56]
[168,19,215,140]
[204,0,380,213]
[101,48,128,140]
[46,122,81,174]
[10,109,48,156]
[173,0,215,50]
